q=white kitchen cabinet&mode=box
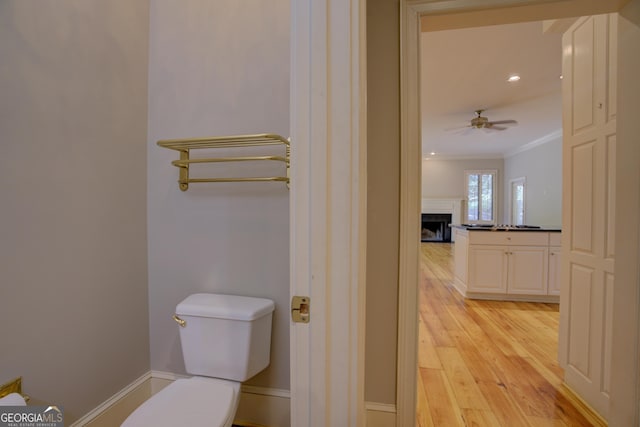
[453,228,559,302]
[507,246,549,295]
[468,245,548,296]
[453,229,468,285]
[468,245,507,293]
[548,246,562,296]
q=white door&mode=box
[558,13,617,419]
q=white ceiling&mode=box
[421,21,563,158]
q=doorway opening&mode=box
[398,1,628,426]
[418,22,565,421]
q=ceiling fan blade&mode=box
[481,127,500,133]
[448,126,474,135]
[490,126,507,131]
[488,119,517,125]
[444,124,471,132]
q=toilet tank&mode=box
[175,293,275,382]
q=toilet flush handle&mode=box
[172,314,186,327]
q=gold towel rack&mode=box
[157,133,290,191]
[0,376,30,403]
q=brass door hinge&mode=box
[291,296,310,323]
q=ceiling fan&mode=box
[447,109,518,133]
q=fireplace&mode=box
[421,213,452,242]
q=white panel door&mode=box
[559,13,617,420]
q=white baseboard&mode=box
[365,402,397,426]
[148,370,188,381]
[72,371,291,427]
[72,371,395,427]
[70,372,152,427]
[235,385,290,427]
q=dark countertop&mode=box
[453,224,562,232]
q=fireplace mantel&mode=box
[421,198,464,224]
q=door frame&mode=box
[289,0,367,426]
[399,0,638,426]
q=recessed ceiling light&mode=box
[430,152,436,156]
[507,75,521,82]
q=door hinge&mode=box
[291,296,310,323]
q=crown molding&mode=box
[504,128,562,158]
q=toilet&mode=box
[122,293,275,427]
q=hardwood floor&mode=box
[416,243,604,427]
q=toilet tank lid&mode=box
[176,293,275,321]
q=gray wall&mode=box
[147,0,290,390]
[503,138,562,227]
[422,158,505,199]
[422,158,505,221]
[366,0,400,404]
[0,1,150,423]
[421,147,561,227]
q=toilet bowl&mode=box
[121,377,239,427]
[121,293,275,427]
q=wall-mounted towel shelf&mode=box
[157,133,290,191]
[0,376,29,403]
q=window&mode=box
[465,170,497,224]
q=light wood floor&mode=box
[416,243,603,427]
